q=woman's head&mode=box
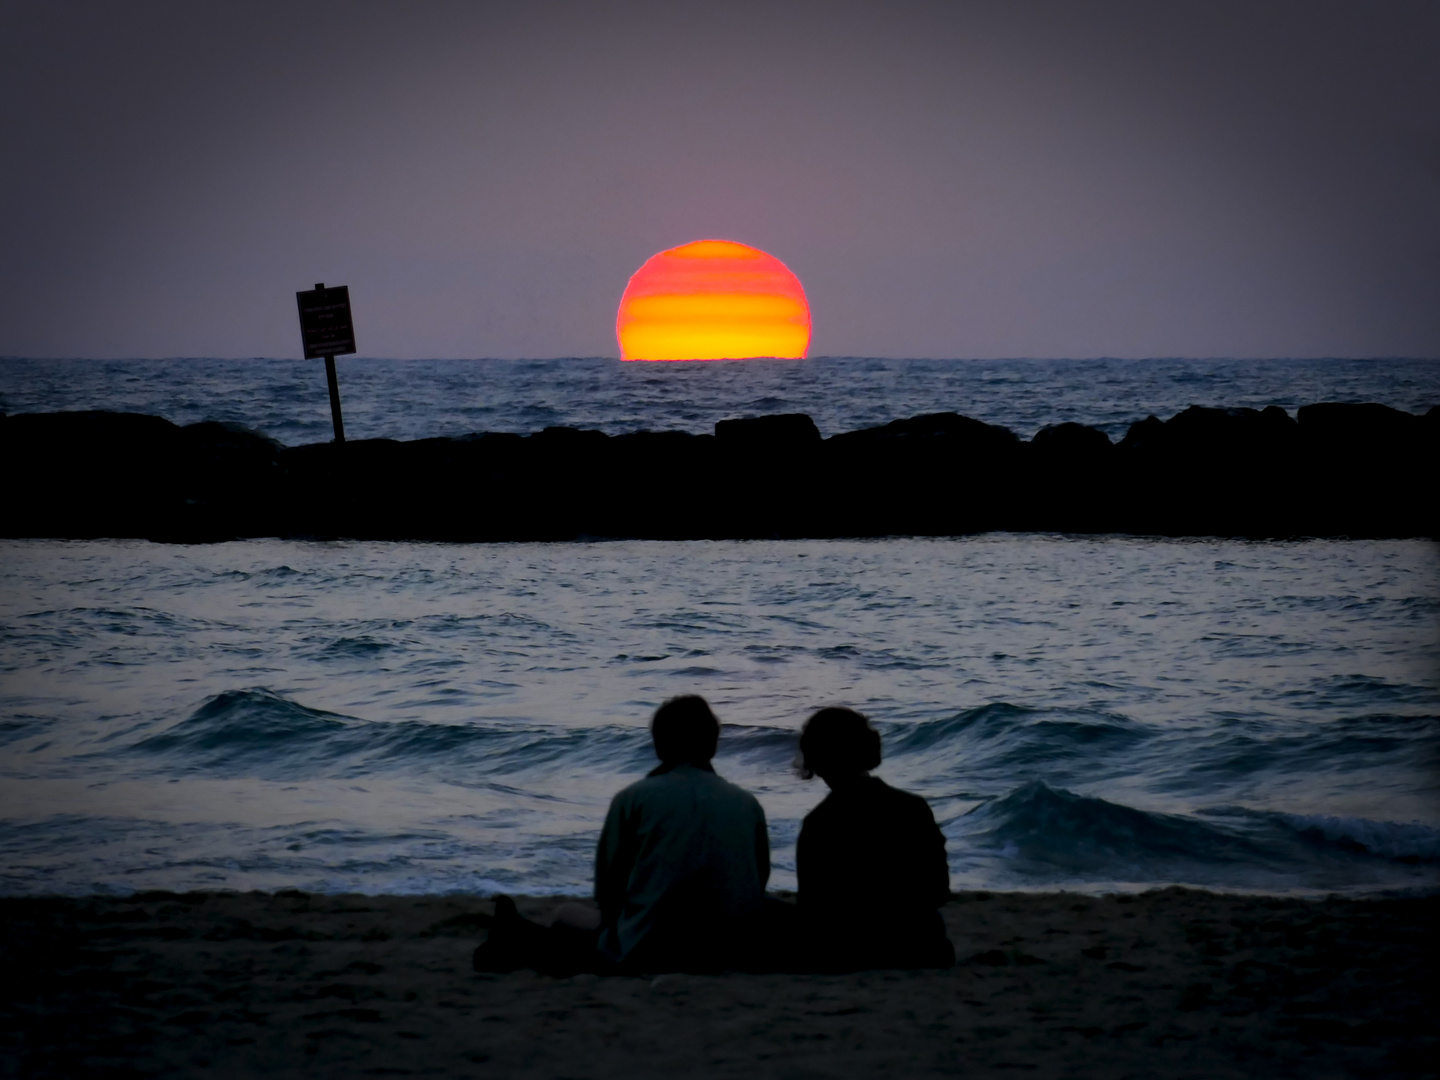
[798,707,881,781]
[651,695,720,766]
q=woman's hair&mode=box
[798,706,882,780]
[650,694,720,765]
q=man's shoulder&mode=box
[706,769,765,811]
[614,766,761,808]
[610,771,671,806]
[683,766,764,812]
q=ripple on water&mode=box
[0,533,1435,895]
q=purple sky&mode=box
[2,0,1437,359]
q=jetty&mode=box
[3,403,1435,541]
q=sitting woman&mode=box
[796,707,955,971]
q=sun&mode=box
[616,239,811,361]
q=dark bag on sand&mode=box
[472,895,802,976]
[472,897,613,977]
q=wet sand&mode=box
[3,888,1433,1078]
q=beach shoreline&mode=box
[3,888,1433,1078]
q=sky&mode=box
[2,0,1437,360]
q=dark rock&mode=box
[1297,402,1420,447]
[1022,423,1119,533]
[163,422,284,541]
[1107,405,1311,537]
[597,431,720,539]
[611,429,705,451]
[529,426,610,450]
[1290,403,1434,538]
[1117,415,1165,453]
[1,404,1433,542]
[831,411,1018,451]
[711,417,823,537]
[1121,405,1297,458]
[819,413,1023,538]
[1423,407,1440,455]
[454,431,523,448]
[715,413,821,446]
[2,411,185,538]
[180,420,283,457]
[1031,422,1112,456]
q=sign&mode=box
[296,282,353,443]
[296,284,357,359]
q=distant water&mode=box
[1,536,1435,897]
[1,356,1437,444]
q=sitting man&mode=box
[594,694,771,971]
[476,694,771,974]
[796,706,955,971]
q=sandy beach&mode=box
[3,888,1433,1078]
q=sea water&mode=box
[0,357,1437,897]
[2,355,1437,444]
[1,536,1435,897]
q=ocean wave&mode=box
[879,703,1153,791]
[15,605,213,643]
[0,813,596,897]
[957,780,1265,872]
[119,689,1436,806]
[0,716,51,748]
[1201,807,1440,864]
[885,702,1148,754]
[124,688,655,783]
[953,781,1440,889]
[1284,672,1440,710]
[317,635,395,659]
[1152,712,1440,793]
[714,723,802,765]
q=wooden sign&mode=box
[296,284,357,360]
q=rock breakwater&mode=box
[3,403,1435,541]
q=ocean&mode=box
[1,356,1437,897]
[4,355,1438,444]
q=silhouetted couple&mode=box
[473,695,954,975]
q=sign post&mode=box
[296,283,357,443]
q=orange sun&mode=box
[616,239,811,361]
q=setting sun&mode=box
[616,239,811,360]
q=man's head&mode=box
[798,706,882,781]
[651,695,720,766]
